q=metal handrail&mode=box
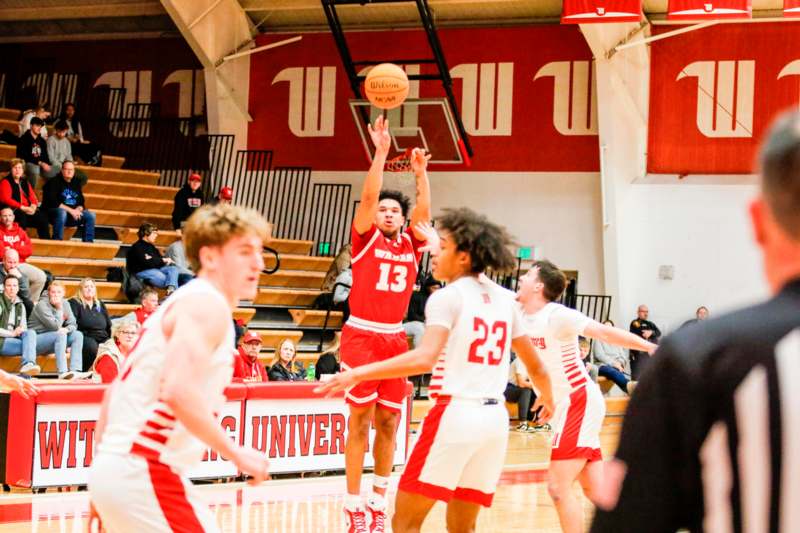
[318,281,351,352]
[262,246,280,275]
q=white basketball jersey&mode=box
[97,278,236,474]
[427,276,525,401]
[521,302,591,404]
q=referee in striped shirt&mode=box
[592,111,800,533]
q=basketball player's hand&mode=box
[368,115,391,155]
[232,446,270,485]
[87,501,103,533]
[410,147,431,175]
[313,370,358,396]
[532,394,554,423]
[0,370,38,399]
[414,222,440,255]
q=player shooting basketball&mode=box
[338,115,431,533]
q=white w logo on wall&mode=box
[450,62,513,136]
[273,66,337,137]
[534,61,598,136]
[678,60,755,138]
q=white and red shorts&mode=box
[550,384,606,462]
[398,396,508,507]
[340,322,408,414]
[89,452,218,532]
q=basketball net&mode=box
[384,148,415,181]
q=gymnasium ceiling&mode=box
[0,0,788,42]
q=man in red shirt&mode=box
[232,330,268,382]
[0,207,47,303]
[341,116,431,533]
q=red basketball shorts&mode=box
[550,384,606,462]
[340,322,408,414]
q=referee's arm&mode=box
[591,338,706,533]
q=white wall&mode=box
[311,171,605,294]
[618,177,768,333]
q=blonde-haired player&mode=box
[516,260,656,533]
[89,204,271,532]
[317,208,555,533]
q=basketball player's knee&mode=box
[348,411,371,439]
[374,412,398,437]
[446,514,476,533]
[547,480,568,503]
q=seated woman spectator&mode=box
[232,330,268,382]
[42,161,95,242]
[0,276,38,376]
[504,355,545,432]
[1,158,50,238]
[68,277,112,371]
[59,103,101,166]
[172,173,204,230]
[29,281,85,380]
[115,287,159,326]
[92,319,139,383]
[126,223,191,294]
[267,338,305,382]
[592,319,635,395]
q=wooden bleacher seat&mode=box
[84,194,173,215]
[251,329,303,349]
[84,180,179,200]
[116,227,179,245]
[0,353,76,374]
[254,288,321,307]
[0,118,19,136]
[106,303,255,324]
[28,257,122,279]
[259,270,325,290]
[30,239,119,260]
[0,144,14,160]
[264,254,333,272]
[95,208,172,230]
[75,165,160,186]
[0,108,19,121]
[102,155,125,169]
[289,309,343,328]
[268,238,314,255]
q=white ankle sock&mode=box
[344,493,363,511]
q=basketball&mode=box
[364,63,409,110]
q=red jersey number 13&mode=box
[375,263,408,293]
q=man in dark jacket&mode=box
[125,223,191,295]
[16,117,57,188]
[629,304,661,379]
[42,160,95,242]
[171,173,204,230]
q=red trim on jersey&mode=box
[398,396,450,501]
[140,430,169,445]
[550,386,602,463]
[130,442,161,461]
[551,446,603,462]
[145,419,171,431]
[153,409,176,421]
[146,458,206,532]
[453,486,494,507]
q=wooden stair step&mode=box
[116,227,179,246]
[84,180,179,200]
[265,254,333,273]
[85,193,173,215]
[0,144,14,160]
[0,108,19,121]
[106,303,254,324]
[254,288,320,307]
[0,353,78,374]
[76,165,160,186]
[268,238,314,255]
[95,209,172,230]
[289,309,343,328]
[250,329,303,349]
[259,271,325,290]
[28,257,121,278]
[605,397,629,417]
[31,239,119,260]
[0,119,19,136]
[102,155,125,169]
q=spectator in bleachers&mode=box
[19,108,50,139]
[166,234,193,277]
[17,117,58,187]
[42,160,96,242]
[232,330,268,382]
[0,248,33,316]
[580,337,598,382]
[681,305,710,328]
[116,286,159,326]
[69,277,112,371]
[210,186,233,206]
[126,223,191,295]
[504,354,543,432]
[268,338,305,382]
[403,274,442,349]
[315,344,341,380]
[629,304,661,379]
[92,319,138,383]
[321,243,352,292]
[171,173,204,230]
[45,121,72,179]
[29,281,85,379]
[592,319,635,395]
[0,206,47,303]
[60,103,101,166]
[1,158,51,238]
[0,276,38,376]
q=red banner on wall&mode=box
[648,22,800,174]
[668,0,752,19]
[247,26,600,172]
[561,0,642,23]
[786,0,800,16]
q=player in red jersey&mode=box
[341,115,431,533]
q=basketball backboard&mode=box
[349,97,468,168]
